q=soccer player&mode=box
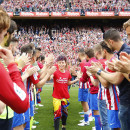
[77,48,90,126]
[0,19,18,130]
[36,55,45,107]
[98,29,130,130]
[0,34,37,130]
[49,54,79,130]
[13,44,56,130]
[88,42,121,130]
[93,44,110,130]
[80,48,102,130]
[0,8,29,114]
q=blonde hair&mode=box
[0,8,10,34]
[123,19,130,30]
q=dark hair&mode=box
[7,37,18,46]
[36,56,41,61]
[28,43,35,49]
[32,50,36,57]
[100,41,113,54]
[0,0,4,4]
[36,47,41,51]
[57,55,67,62]
[21,44,33,54]
[78,48,85,56]
[11,37,18,42]
[78,48,84,53]
[85,48,94,58]
[40,55,45,61]
[7,20,17,34]
[103,28,121,42]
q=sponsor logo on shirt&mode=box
[13,83,26,101]
[56,77,68,84]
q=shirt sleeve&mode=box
[30,73,40,85]
[0,63,29,113]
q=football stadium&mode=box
[0,0,130,130]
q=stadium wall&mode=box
[8,11,130,19]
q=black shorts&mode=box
[0,118,13,130]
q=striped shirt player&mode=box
[78,59,91,126]
[105,57,121,129]
[97,59,110,130]
[13,65,40,128]
[22,64,40,123]
[98,83,106,101]
[98,59,107,101]
[13,64,40,129]
[78,59,89,102]
[80,57,102,129]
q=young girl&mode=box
[51,55,79,130]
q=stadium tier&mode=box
[1,0,130,17]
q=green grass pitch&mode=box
[34,84,95,130]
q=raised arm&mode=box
[36,66,56,88]
[68,78,79,86]
[0,63,29,113]
[0,48,29,113]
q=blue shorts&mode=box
[78,88,89,102]
[90,93,98,110]
[12,112,25,128]
[24,108,30,123]
[24,121,30,130]
[30,100,34,117]
[37,92,41,103]
[107,109,121,128]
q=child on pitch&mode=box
[49,54,80,130]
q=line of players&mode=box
[77,25,130,130]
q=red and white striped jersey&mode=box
[79,81,89,89]
[22,64,40,102]
[105,57,120,110]
[97,59,107,100]
[105,84,120,110]
[79,60,89,89]
[98,83,106,100]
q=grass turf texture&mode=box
[34,84,95,130]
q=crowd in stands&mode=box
[14,22,129,65]
[1,0,130,13]
[70,0,130,12]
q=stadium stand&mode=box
[14,19,129,65]
[1,0,130,13]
